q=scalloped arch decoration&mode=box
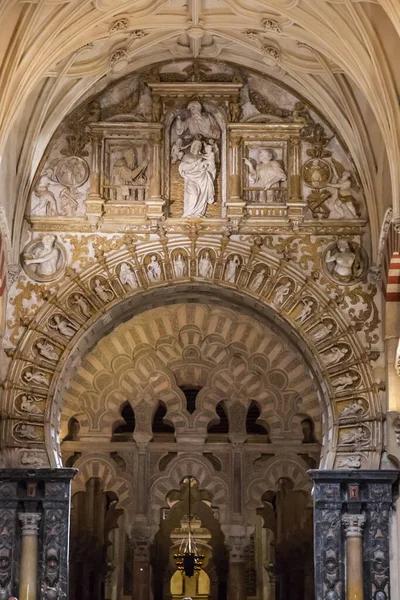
[148,454,229,525]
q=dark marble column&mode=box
[0,469,76,600]
[311,470,399,600]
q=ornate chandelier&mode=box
[173,476,205,577]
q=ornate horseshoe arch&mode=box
[1,233,382,471]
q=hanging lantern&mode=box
[173,477,205,577]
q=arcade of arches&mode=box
[1,2,400,600]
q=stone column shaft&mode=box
[18,512,42,600]
[342,514,366,600]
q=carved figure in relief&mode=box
[325,240,363,282]
[50,315,76,339]
[328,170,360,218]
[311,322,334,342]
[198,252,213,278]
[32,169,59,216]
[19,394,43,415]
[173,254,186,278]
[340,399,364,419]
[332,373,358,393]
[147,256,162,282]
[243,149,286,202]
[340,427,367,445]
[71,294,91,318]
[56,156,89,188]
[171,138,185,164]
[203,144,216,172]
[15,423,41,441]
[24,235,62,278]
[119,263,138,289]
[296,300,313,324]
[175,100,220,140]
[23,370,49,387]
[225,255,240,283]
[274,281,291,306]
[94,279,113,302]
[249,269,267,292]
[322,346,349,367]
[21,451,46,467]
[336,455,361,469]
[36,341,58,362]
[179,140,216,218]
[112,148,147,202]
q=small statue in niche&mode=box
[147,255,162,282]
[50,315,76,339]
[36,341,58,362]
[198,252,213,278]
[93,279,113,303]
[23,235,64,281]
[340,399,364,419]
[179,140,216,218]
[325,240,364,283]
[243,148,286,203]
[273,281,291,307]
[71,294,91,318]
[19,394,43,416]
[332,373,359,393]
[249,268,267,292]
[23,370,49,387]
[119,263,138,289]
[111,148,147,202]
[224,255,240,283]
[173,254,186,278]
[175,100,221,141]
[322,346,349,367]
[311,322,334,342]
[296,299,314,324]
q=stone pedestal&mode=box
[311,470,398,600]
[0,469,76,600]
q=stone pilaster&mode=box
[0,469,76,600]
[311,470,398,600]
